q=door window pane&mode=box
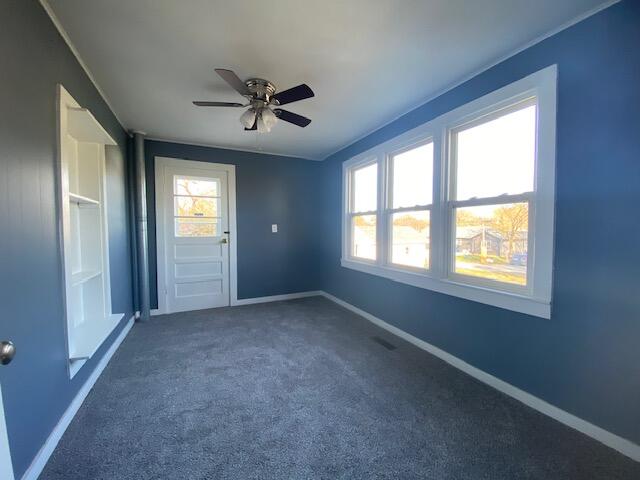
[391,210,430,269]
[392,142,433,208]
[454,203,528,285]
[352,214,376,260]
[174,196,219,217]
[352,163,377,213]
[175,218,219,237]
[454,103,536,200]
[175,177,218,197]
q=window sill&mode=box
[340,258,551,319]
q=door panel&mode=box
[162,166,230,313]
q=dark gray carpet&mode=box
[41,297,639,479]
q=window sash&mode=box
[387,207,432,272]
[387,138,434,210]
[348,212,378,263]
[446,195,533,294]
[448,98,538,203]
[348,158,378,214]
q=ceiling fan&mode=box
[193,69,314,133]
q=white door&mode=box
[159,162,231,313]
[0,383,14,480]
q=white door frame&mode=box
[154,156,238,315]
[0,383,15,480]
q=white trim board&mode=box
[318,291,640,463]
[21,316,135,480]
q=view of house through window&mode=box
[173,176,221,237]
[454,204,528,285]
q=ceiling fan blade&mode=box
[244,119,257,131]
[193,101,245,107]
[215,68,250,96]
[272,84,314,106]
[274,109,311,127]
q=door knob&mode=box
[0,341,15,365]
[220,238,228,244]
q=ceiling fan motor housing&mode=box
[245,78,278,104]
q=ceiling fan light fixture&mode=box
[260,107,278,129]
[256,112,271,133]
[239,108,256,129]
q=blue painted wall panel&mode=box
[320,0,640,444]
[144,141,323,306]
[0,1,134,477]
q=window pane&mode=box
[174,196,219,217]
[454,203,528,285]
[175,177,218,197]
[175,218,219,237]
[352,163,377,213]
[392,142,433,208]
[391,210,430,269]
[454,103,536,200]
[352,214,376,260]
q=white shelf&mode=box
[69,192,100,206]
[69,313,122,361]
[67,107,117,145]
[70,270,102,286]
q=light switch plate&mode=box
[271,224,278,233]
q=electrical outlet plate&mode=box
[271,224,278,233]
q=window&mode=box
[342,66,556,318]
[173,176,221,237]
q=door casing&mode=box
[154,157,238,314]
[0,383,15,480]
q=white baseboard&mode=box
[319,291,640,463]
[21,315,135,480]
[232,290,322,307]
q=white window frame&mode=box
[341,65,557,319]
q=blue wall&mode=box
[145,140,323,307]
[0,1,134,477]
[320,0,640,445]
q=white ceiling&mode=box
[45,0,611,160]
